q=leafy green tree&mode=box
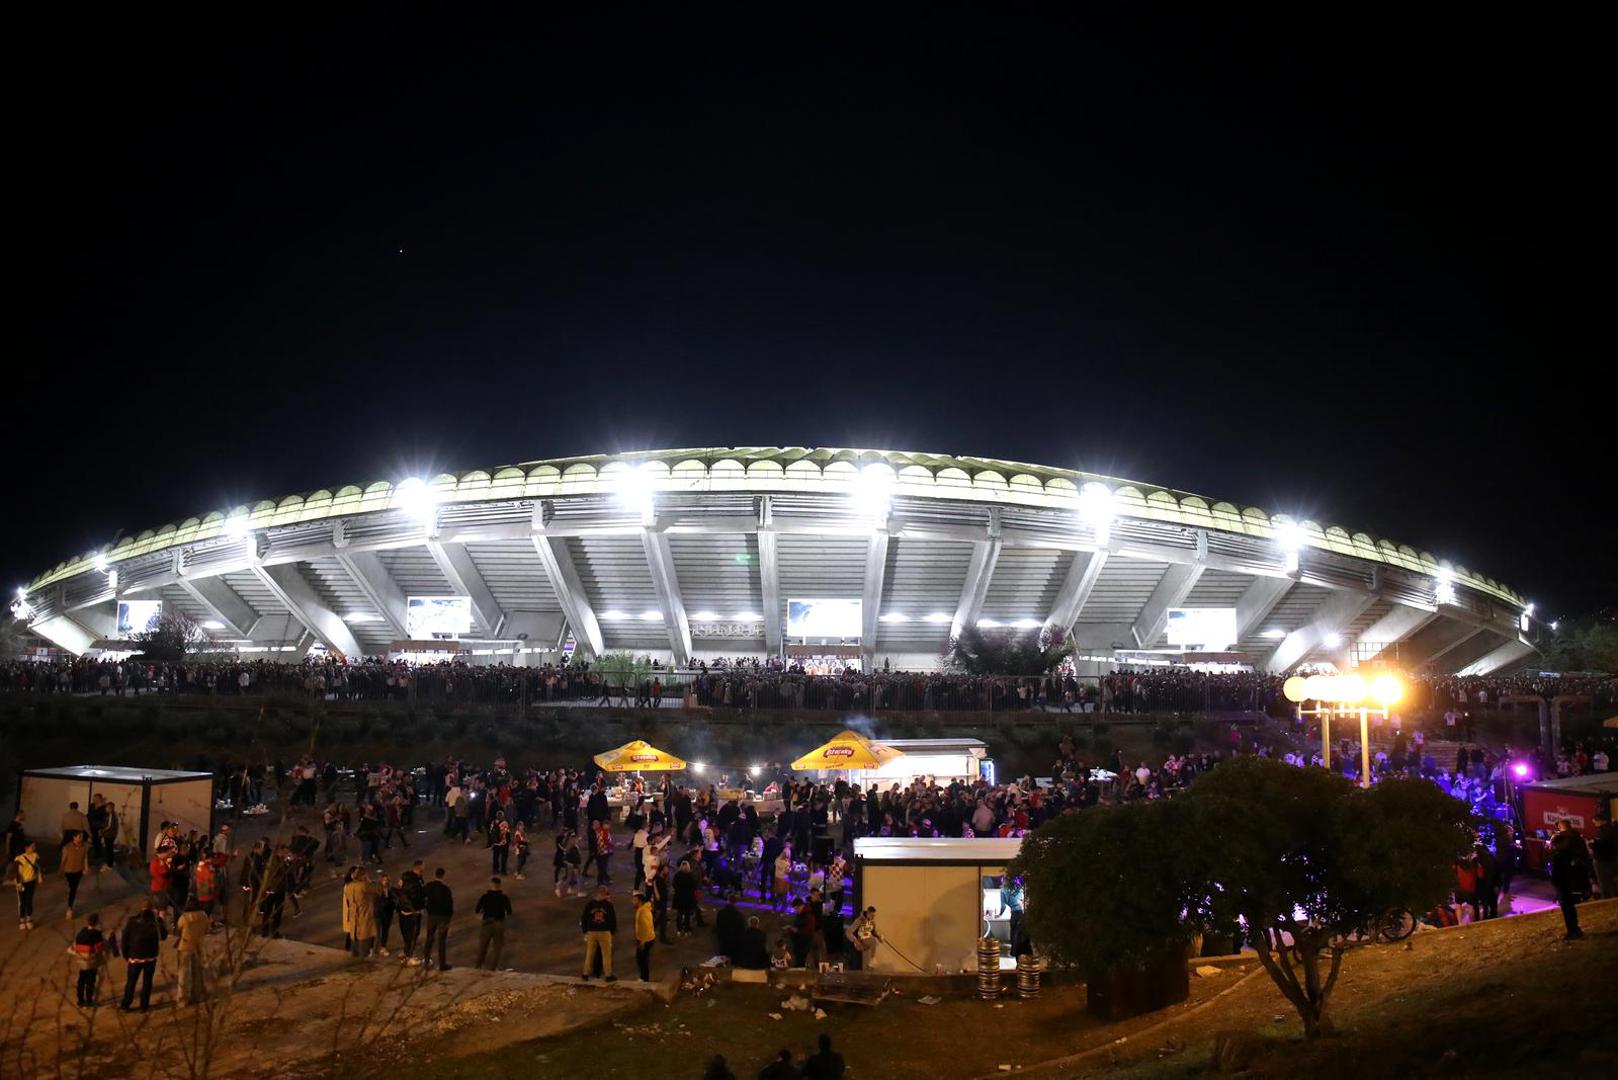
[1013,798,1206,976]
[946,623,1074,676]
[1187,758,1474,1038]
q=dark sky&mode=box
[11,11,1611,619]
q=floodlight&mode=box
[1077,483,1115,544]
[1011,618,1042,629]
[1262,628,1286,639]
[201,620,226,631]
[1524,602,1535,616]
[851,464,894,521]
[600,610,628,620]
[977,618,1002,628]
[691,610,719,622]
[639,610,662,621]
[1274,521,1305,552]
[223,513,251,539]
[924,612,953,623]
[343,613,383,623]
[748,765,761,778]
[396,478,437,521]
[614,463,654,515]
[1322,632,1343,648]
[92,553,108,573]
[878,612,910,622]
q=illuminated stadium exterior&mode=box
[13,448,1539,675]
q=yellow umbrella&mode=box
[791,729,905,771]
[593,740,687,772]
[1603,715,1618,729]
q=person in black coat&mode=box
[119,899,167,1011]
[715,894,745,959]
[1549,819,1592,940]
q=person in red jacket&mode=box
[70,912,115,1006]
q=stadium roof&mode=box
[15,447,1538,675]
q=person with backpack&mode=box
[69,911,115,1006]
[14,841,42,931]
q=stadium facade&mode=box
[13,448,1540,675]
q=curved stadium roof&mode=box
[15,448,1536,675]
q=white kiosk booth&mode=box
[852,836,1023,974]
[15,766,214,856]
[848,737,993,789]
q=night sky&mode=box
[11,12,1611,619]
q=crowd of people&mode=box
[5,653,1615,716]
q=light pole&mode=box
[1284,673,1405,788]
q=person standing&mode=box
[13,840,42,931]
[474,877,513,970]
[803,1033,846,1079]
[344,868,379,958]
[87,794,116,869]
[1549,819,1592,941]
[61,833,90,919]
[71,912,114,1007]
[374,873,397,957]
[633,891,656,981]
[395,862,425,964]
[513,822,531,881]
[422,867,454,971]
[1592,809,1617,900]
[120,898,167,1011]
[580,885,617,981]
[176,900,210,1005]
[489,811,511,876]
[61,801,89,846]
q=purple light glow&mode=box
[1512,762,1530,779]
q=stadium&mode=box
[12,447,1539,676]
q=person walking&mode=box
[474,876,513,969]
[673,859,698,937]
[633,891,656,981]
[176,899,210,1005]
[580,885,617,981]
[120,898,167,1011]
[1549,819,1592,941]
[59,828,89,916]
[13,840,42,931]
[512,823,530,881]
[422,867,454,971]
[374,873,397,957]
[70,912,114,1007]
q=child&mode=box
[771,937,793,970]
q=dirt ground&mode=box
[420,902,1618,1080]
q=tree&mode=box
[1013,799,1207,1015]
[1186,758,1474,1039]
[594,651,655,706]
[945,623,1074,676]
[130,610,209,662]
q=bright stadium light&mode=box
[1551,620,1559,631]
[977,618,1002,629]
[614,463,655,516]
[1011,618,1042,629]
[92,553,109,573]
[639,610,663,621]
[200,620,226,631]
[748,765,761,778]
[396,477,437,521]
[1275,520,1305,573]
[1077,483,1115,544]
[343,613,383,623]
[1434,564,1456,605]
[1322,631,1343,648]
[735,611,761,622]
[691,610,718,621]
[223,513,251,539]
[851,464,894,522]
[924,612,953,623]
[15,586,25,599]
[1262,628,1286,639]
[600,610,628,620]
[879,612,910,622]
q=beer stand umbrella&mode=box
[790,729,905,772]
[593,740,688,772]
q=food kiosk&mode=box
[852,836,1024,974]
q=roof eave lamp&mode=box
[614,463,656,524]
[851,464,894,527]
[396,477,439,528]
[1275,520,1305,576]
[1077,483,1116,548]
[1434,565,1456,607]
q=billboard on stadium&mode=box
[116,599,162,636]
[1165,607,1237,651]
[787,598,863,639]
[406,595,472,639]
